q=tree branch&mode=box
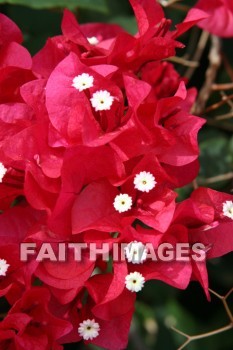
[194,36,221,115]
[172,288,233,350]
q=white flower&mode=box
[0,259,10,277]
[0,162,7,182]
[90,90,114,111]
[78,319,100,340]
[134,171,157,192]
[72,73,94,91]
[124,241,147,264]
[223,200,233,220]
[113,193,133,213]
[87,36,99,45]
[125,272,145,292]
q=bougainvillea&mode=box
[0,0,233,349]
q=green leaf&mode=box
[109,16,137,35]
[198,128,232,189]
[200,134,229,176]
[0,0,108,12]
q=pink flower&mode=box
[194,0,233,37]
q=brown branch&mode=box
[159,0,181,7]
[222,53,233,81]
[212,83,233,91]
[192,179,199,190]
[198,172,233,185]
[169,3,190,11]
[172,288,233,350]
[206,118,233,132]
[209,288,233,323]
[167,56,199,67]
[220,91,233,108]
[185,31,210,80]
[172,324,233,350]
[159,0,190,11]
[194,35,222,115]
[203,93,233,113]
[214,111,233,121]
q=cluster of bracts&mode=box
[0,0,233,349]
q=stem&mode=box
[190,324,232,341]
[204,93,233,113]
[206,118,233,132]
[222,53,233,81]
[209,288,233,323]
[159,0,181,7]
[214,111,233,121]
[199,172,233,185]
[167,56,199,67]
[225,288,233,299]
[172,288,233,349]
[220,91,233,108]
[194,36,221,115]
[223,299,233,323]
[178,340,191,350]
[212,83,233,91]
[173,323,233,350]
[170,3,190,11]
[185,31,210,80]
[192,179,199,190]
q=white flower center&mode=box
[125,241,147,264]
[87,36,99,45]
[223,200,233,220]
[0,162,7,182]
[125,271,145,292]
[78,319,100,340]
[134,171,157,192]
[72,73,94,91]
[90,90,114,111]
[113,193,133,213]
[0,259,10,276]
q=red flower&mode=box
[0,205,43,303]
[174,187,233,297]
[0,287,72,350]
[0,13,22,45]
[0,3,232,348]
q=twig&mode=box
[222,53,233,81]
[203,93,233,113]
[167,56,199,67]
[206,118,233,132]
[214,111,233,121]
[209,288,233,323]
[183,28,200,62]
[212,83,233,91]
[169,3,190,12]
[172,288,233,350]
[159,0,181,7]
[172,324,233,350]
[220,91,233,108]
[192,179,199,190]
[159,0,190,11]
[194,35,221,115]
[185,31,210,80]
[199,172,233,185]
